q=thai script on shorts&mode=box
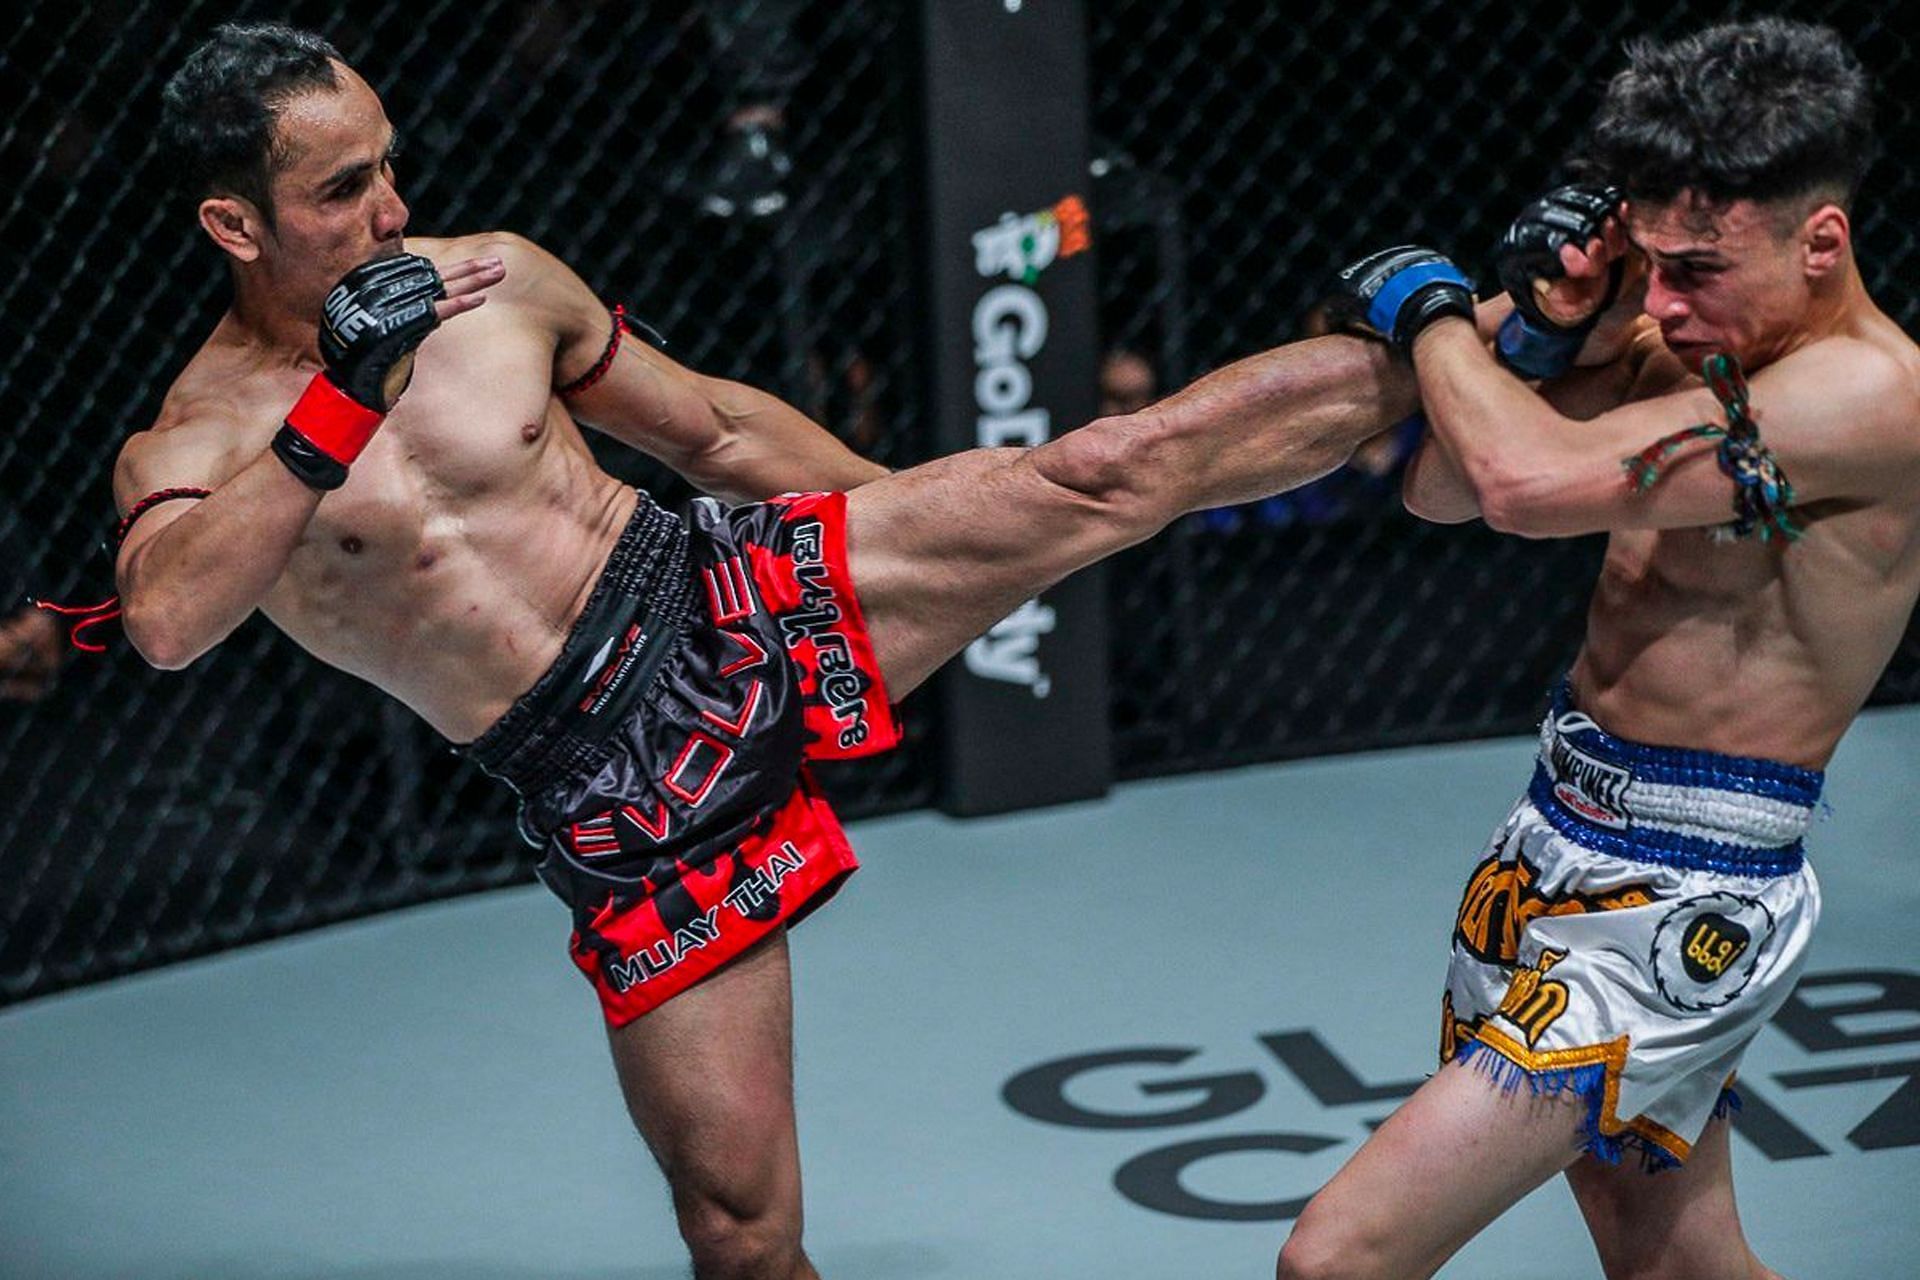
[778,519,875,750]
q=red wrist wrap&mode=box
[284,374,386,463]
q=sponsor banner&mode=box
[917,0,1111,815]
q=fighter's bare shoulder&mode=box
[1771,329,1920,445]
[411,231,577,299]
[1627,322,1920,458]
[1730,329,1920,514]
[113,341,274,512]
[410,230,602,348]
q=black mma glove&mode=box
[1493,184,1625,378]
[273,253,446,491]
[318,253,447,410]
[1325,246,1476,353]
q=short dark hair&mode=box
[1579,19,1874,211]
[159,23,343,220]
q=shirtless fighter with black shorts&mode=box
[115,24,1432,1278]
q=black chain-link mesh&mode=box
[4,3,1915,1002]
[1091,0,1920,777]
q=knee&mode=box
[1275,1233,1350,1280]
[1275,1204,1387,1280]
[1030,410,1184,532]
[674,1184,804,1280]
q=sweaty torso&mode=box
[158,235,637,742]
[1571,312,1920,768]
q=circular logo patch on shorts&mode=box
[1651,892,1773,1012]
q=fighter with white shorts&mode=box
[1441,682,1821,1168]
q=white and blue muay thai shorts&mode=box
[1441,682,1822,1168]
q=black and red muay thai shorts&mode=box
[466,489,900,1026]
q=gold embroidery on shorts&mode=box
[1464,1024,1694,1164]
[1683,916,1751,980]
[1496,948,1571,1048]
[1453,852,1655,966]
[1440,991,1480,1064]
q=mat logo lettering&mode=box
[1002,967,1920,1222]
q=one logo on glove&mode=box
[322,284,379,347]
[1653,892,1772,1011]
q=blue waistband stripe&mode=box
[1527,766,1806,877]
[1546,683,1824,807]
[1531,682,1819,877]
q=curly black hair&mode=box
[1579,19,1874,211]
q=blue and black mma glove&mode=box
[1493,183,1625,379]
[1325,246,1475,354]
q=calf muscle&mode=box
[849,333,1416,697]
[1145,334,1418,510]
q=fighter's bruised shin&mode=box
[271,254,444,491]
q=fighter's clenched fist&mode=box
[1492,183,1633,377]
[274,252,500,490]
